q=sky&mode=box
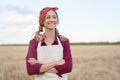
[0,0,120,44]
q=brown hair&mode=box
[34,10,67,42]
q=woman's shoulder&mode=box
[59,35,70,50]
[59,35,70,44]
[29,38,39,46]
[30,38,38,43]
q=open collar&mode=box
[41,36,58,46]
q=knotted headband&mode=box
[39,7,58,26]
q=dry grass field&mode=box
[0,45,120,80]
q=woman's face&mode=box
[43,10,58,30]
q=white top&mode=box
[35,37,67,80]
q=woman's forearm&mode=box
[46,68,58,73]
[39,59,65,73]
[28,58,65,73]
[39,62,57,73]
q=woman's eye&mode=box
[53,16,57,19]
[46,16,50,19]
[45,15,57,19]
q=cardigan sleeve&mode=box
[26,39,43,75]
[54,39,73,76]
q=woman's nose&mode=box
[49,18,54,21]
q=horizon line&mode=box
[0,41,120,46]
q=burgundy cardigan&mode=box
[26,37,73,77]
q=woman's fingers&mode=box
[55,59,65,66]
[28,58,38,65]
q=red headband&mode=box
[39,7,58,26]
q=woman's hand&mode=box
[46,59,65,73]
[47,68,58,73]
[28,58,39,65]
[55,59,65,66]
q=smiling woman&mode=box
[26,7,73,80]
[0,0,120,44]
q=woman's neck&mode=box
[44,29,56,45]
[45,29,55,38]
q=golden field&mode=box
[0,45,120,80]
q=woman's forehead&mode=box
[46,10,57,16]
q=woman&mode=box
[26,7,73,80]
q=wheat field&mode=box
[0,45,120,80]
